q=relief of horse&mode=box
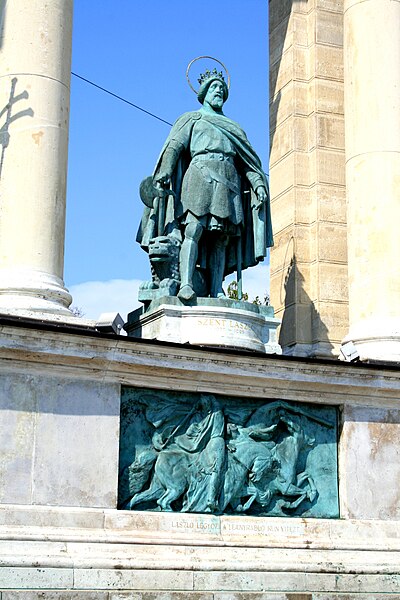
[220,416,317,514]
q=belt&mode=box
[192,152,234,164]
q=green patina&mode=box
[118,388,339,519]
[136,69,273,308]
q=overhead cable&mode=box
[71,72,173,126]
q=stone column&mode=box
[269,0,348,358]
[0,0,73,318]
[343,0,400,361]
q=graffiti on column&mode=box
[0,77,34,180]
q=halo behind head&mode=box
[186,56,231,101]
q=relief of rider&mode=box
[143,392,226,513]
[137,59,273,301]
[175,394,225,513]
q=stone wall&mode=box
[0,321,398,593]
[1,594,400,599]
[0,372,119,508]
[269,0,348,358]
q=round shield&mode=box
[139,176,157,208]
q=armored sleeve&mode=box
[154,114,194,177]
[244,168,265,192]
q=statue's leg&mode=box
[204,437,225,512]
[205,471,221,513]
[240,489,258,512]
[209,234,229,298]
[178,220,203,301]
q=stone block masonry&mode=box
[0,320,398,593]
[269,0,348,358]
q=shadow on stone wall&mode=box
[0,373,120,416]
[270,2,337,358]
[280,256,334,357]
[269,0,302,155]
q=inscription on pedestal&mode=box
[196,317,252,335]
[169,517,220,533]
[221,521,304,535]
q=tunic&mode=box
[137,109,273,277]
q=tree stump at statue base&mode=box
[125,296,281,354]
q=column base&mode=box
[282,341,340,359]
[342,317,400,362]
[0,267,83,324]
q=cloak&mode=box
[136,110,274,278]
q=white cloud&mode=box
[68,263,270,322]
[69,279,141,320]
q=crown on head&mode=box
[198,68,226,87]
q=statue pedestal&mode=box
[125,297,281,354]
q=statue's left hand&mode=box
[255,186,267,210]
[154,172,171,187]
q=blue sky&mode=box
[66,1,270,318]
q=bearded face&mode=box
[197,77,228,105]
[203,80,225,110]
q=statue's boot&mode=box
[209,235,228,298]
[178,284,195,301]
[178,240,197,301]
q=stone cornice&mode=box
[0,323,399,408]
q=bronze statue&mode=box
[137,58,273,303]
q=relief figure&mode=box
[124,394,225,513]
